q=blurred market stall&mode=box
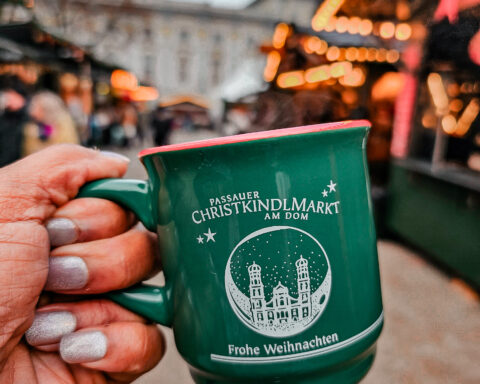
[0,9,159,165]
[387,0,480,289]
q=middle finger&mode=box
[46,227,160,294]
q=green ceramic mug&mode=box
[78,120,383,384]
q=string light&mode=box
[386,49,400,63]
[305,65,330,83]
[330,61,352,78]
[325,17,336,32]
[305,36,322,53]
[326,46,340,61]
[367,48,377,62]
[395,23,412,41]
[427,73,449,114]
[316,40,329,55]
[263,51,281,82]
[345,47,358,61]
[277,71,305,88]
[314,43,399,65]
[357,47,368,62]
[442,115,457,134]
[376,48,387,62]
[335,16,349,33]
[380,22,395,39]
[272,23,290,49]
[311,0,345,31]
[311,12,411,41]
[359,19,373,36]
[455,98,480,136]
[347,17,361,34]
[449,99,463,113]
[339,67,365,87]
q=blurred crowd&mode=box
[0,74,202,168]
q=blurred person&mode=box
[0,145,164,382]
[121,103,139,146]
[0,76,29,167]
[88,105,114,146]
[151,106,174,146]
[23,91,80,156]
[182,113,194,131]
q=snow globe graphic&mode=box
[225,226,332,338]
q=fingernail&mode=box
[25,311,76,346]
[100,150,130,162]
[45,257,88,291]
[46,218,78,247]
[60,331,107,364]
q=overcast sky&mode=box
[169,0,256,9]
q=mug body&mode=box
[141,121,383,383]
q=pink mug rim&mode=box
[138,119,371,158]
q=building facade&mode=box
[248,256,312,327]
[34,0,317,98]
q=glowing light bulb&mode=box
[273,23,290,49]
[347,17,361,34]
[359,19,373,36]
[345,47,358,61]
[326,46,340,61]
[335,16,349,33]
[386,49,400,63]
[380,22,395,39]
[395,23,412,41]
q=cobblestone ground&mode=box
[108,136,480,384]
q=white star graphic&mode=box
[197,235,204,244]
[322,189,328,197]
[204,228,216,242]
[327,180,337,193]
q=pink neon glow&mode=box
[139,120,371,157]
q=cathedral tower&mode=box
[296,255,312,318]
[248,262,266,325]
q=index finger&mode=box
[0,145,131,222]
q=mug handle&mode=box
[77,179,173,326]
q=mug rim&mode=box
[138,119,371,158]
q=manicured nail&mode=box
[60,331,107,364]
[45,257,88,291]
[46,218,78,247]
[25,311,76,346]
[100,150,130,162]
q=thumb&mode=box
[0,144,130,222]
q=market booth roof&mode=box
[159,95,210,110]
[0,21,122,77]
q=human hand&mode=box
[0,145,164,383]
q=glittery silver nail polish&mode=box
[60,331,107,364]
[45,257,89,291]
[46,218,78,247]
[25,311,76,346]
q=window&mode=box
[180,30,190,42]
[144,54,155,82]
[178,53,189,83]
[211,52,222,86]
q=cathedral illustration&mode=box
[247,256,312,327]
